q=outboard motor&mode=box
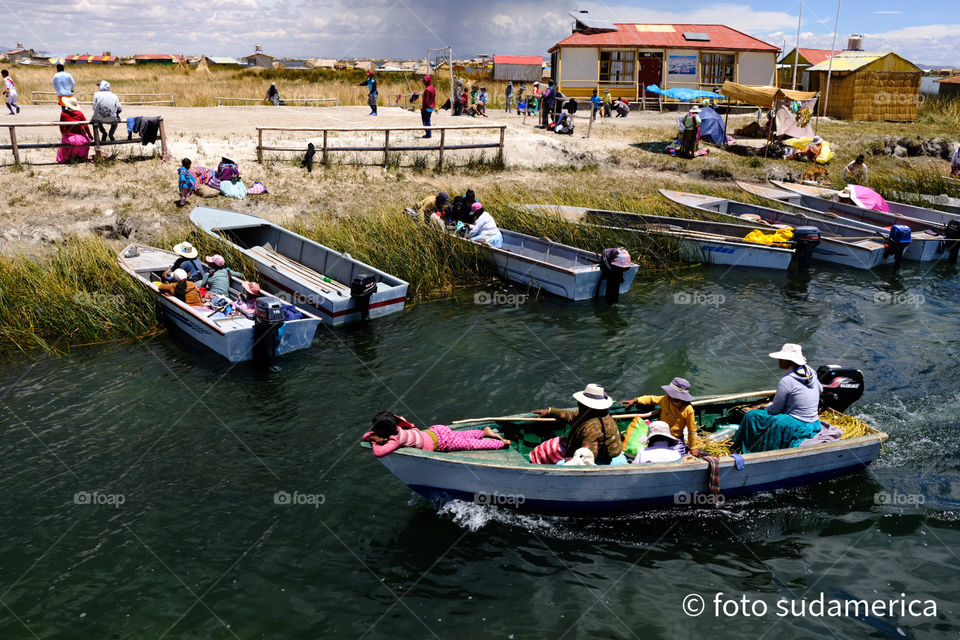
[791,226,820,271]
[597,247,631,303]
[945,220,960,264]
[350,273,377,322]
[883,224,912,270]
[253,295,284,371]
[817,365,865,412]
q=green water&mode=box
[1,262,958,639]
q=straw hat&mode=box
[769,343,806,366]
[661,377,694,402]
[646,420,679,444]
[572,383,614,410]
[173,242,198,259]
[241,281,261,295]
[62,96,80,110]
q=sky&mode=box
[2,0,958,67]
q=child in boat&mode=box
[621,377,701,459]
[362,411,510,458]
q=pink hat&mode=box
[242,281,261,295]
[204,254,225,267]
[471,202,483,212]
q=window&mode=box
[599,50,635,84]
[701,53,735,86]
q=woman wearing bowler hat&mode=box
[622,377,700,458]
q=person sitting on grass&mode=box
[362,411,510,457]
[621,377,700,459]
[732,343,823,454]
[532,383,625,465]
[156,269,203,306]
[842,154,868,185]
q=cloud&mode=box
[874,10,903,14]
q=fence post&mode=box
[438,128,445,170]
[586,111,593,139]
[158,118,168,163]
[92,124,101,158]
[9,127,20,165]
[171,93,176,107]
[383,129,390,166]
[641,86,646,112]
[257,128,263,163]
[322,130,329,165]
[497,126,505,166]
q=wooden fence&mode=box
[31,91,176,106]
[1,118,168,165]
[255,124,507,168]
[216,97,339,107]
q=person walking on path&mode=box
[52,63,76,107]
[2,70,18,115]
[356,70,378,115]
[504,81,514,113]
[91,80,122,141]
[420,74,436,138]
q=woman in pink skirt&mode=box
[362,412,510,458]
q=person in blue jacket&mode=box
[357,70,378,115]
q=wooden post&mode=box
[92,124,101,158]
[257,128,263,163]
[438,128,445,170]
[641,86,646,112]
[497,126,505,166]
[158,118,168,163]
[586,111,593,139]
[383,129,390,166]
[171,93,176,107]
[322,130,328,165]
[9,126,20,165]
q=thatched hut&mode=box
[807,51,921,121]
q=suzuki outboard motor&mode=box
[792,226,820,271]
[597,247,631,303]
[350,273,377,322]
[253,295,284,370]
[817,365,865,412]
[883,224,912,270]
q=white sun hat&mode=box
[768,343,807,366]
[572,383,614,410]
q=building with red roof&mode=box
[935,75,960,99]
[493,55,543,82]
[66,54,118,65]
[550,12,780,100]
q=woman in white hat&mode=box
[533,383,624,465]
[634,421,682,464]
[732,343,824,454]
[163,241,205,282]
[679,105,701,158]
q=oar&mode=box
[451,411,654,425]
[691,390,776,406]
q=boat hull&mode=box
[377,434,887,513]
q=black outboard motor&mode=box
[350,273,377,322]
[253,295,284,370]
[791,226,820,270]
[597,247,630,303]
[945,220,960,264]
[817,365,865,412]
[883,224,912,270]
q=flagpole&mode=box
[820,0,843,128]
[791,0,804,90]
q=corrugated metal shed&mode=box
[493,55,543,82]
[205,56,240,65]
[550,23,778,53]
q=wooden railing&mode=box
[1,118,168,165]
[31,91,176,106]
[255,124,506,168]
[216,97,339,106]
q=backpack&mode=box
[217,162,241,183]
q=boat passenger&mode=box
[199,254,236,299]
[621,377,700,458]
[415,191,450,228]
[234,281,262,315]
[156,268,203,306]
[362,411,510,457]
[163,242,205,282]
[466,203,503,249]
[533,383,625,465]
[633,421,682,464]
[732,343,823,454]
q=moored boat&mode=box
[739,181,949,263]
[367,372,887,513]
[659,189,894,270]
[117,243,321,362]
[190,207,408,326]
[404,208,640,301]
[523,203,796,270]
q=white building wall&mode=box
[738,51,776,85]
[559,47,598,88]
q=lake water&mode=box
[1,260,959,639]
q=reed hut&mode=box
[807,51,921,121]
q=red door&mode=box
[637,57,663,89]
